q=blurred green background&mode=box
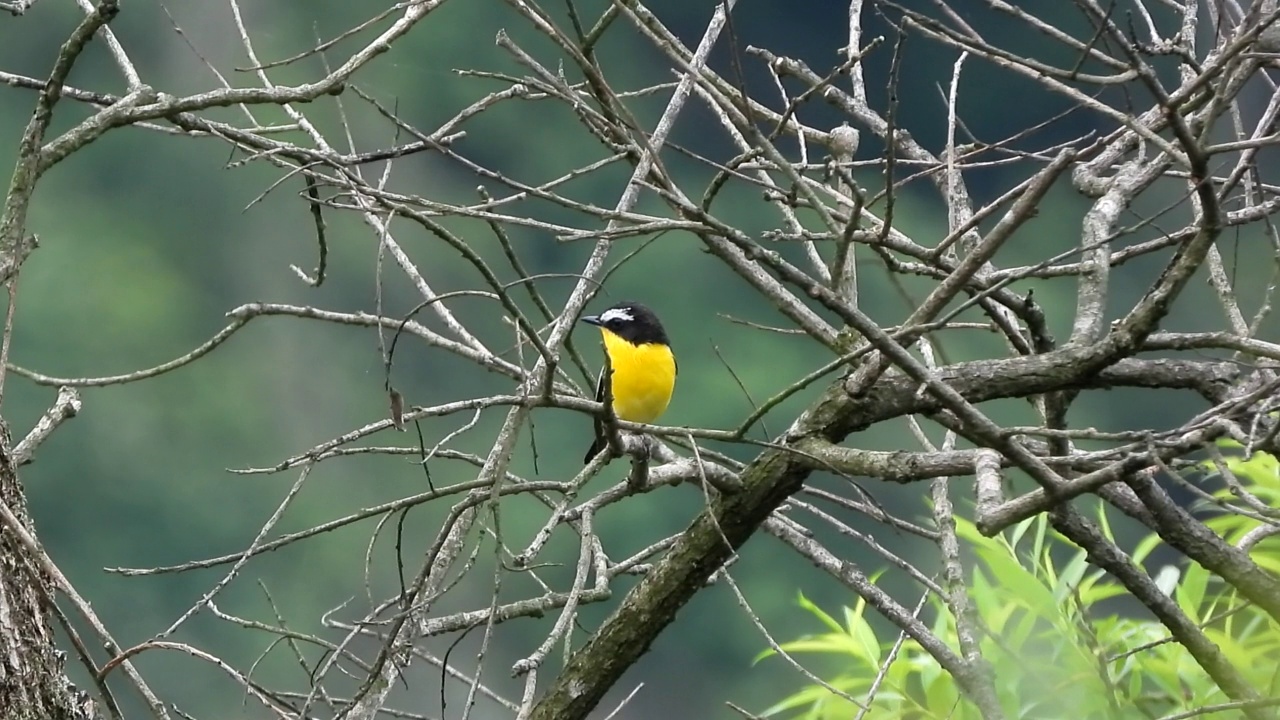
[2,1,1274,718]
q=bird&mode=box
[580,301,677,464]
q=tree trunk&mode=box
[0,429,96,720]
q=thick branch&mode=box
[528,343,1245,718]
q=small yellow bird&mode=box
[580,301,677,464]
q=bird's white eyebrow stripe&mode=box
[599,307,633,323]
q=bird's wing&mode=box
[584,366,608,464]
[593,365,607,402]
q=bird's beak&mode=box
[580,315,602,327]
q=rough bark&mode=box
[0,425,96,720]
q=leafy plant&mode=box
[1199,441,1280,575]
[759,452,1280,719]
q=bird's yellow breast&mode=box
[601,329,676,423]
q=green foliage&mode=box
[1200,440,1280,575]
[759,453,1280,719]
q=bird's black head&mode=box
[580,301,670,345]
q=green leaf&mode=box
[971,540,1057,622]
[1096,502,1116,541]
[1153,565,1180,597]
[1132,532,1163,565]
[759,684,842,717]
[1052,548,1088,604]
[798,591,845,634]
[922,668,958,716]
[842,603,882,666]
[1175,562,1209,621]
[775,637,863,658]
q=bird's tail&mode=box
[584,413,607,464]
[583,435,605,465]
